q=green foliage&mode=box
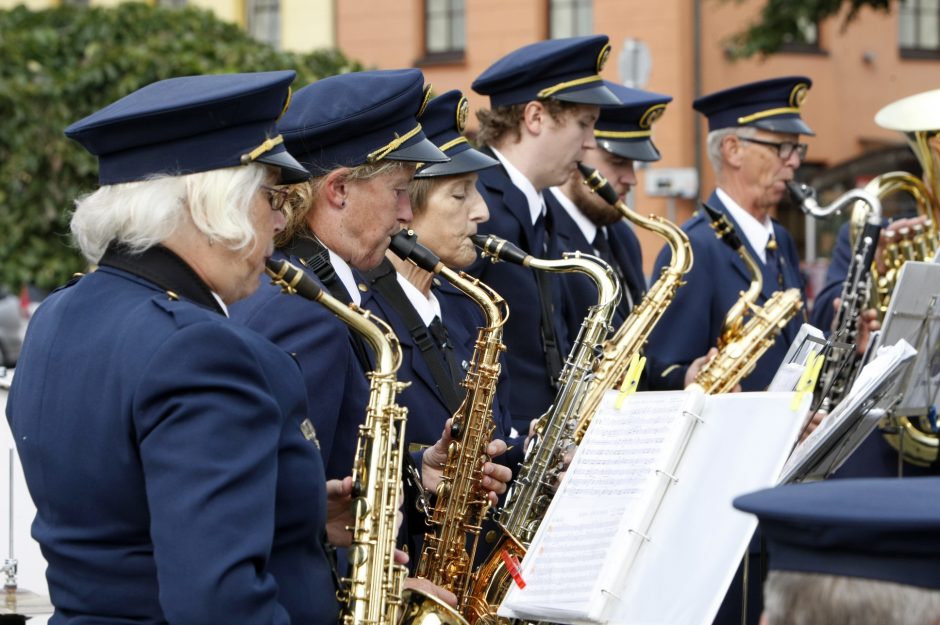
[724,0,892,58]
[0,2,363,290]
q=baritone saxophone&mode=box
[265,258,466,625]
[691,205,803,394]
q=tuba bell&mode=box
[867,89,940,467]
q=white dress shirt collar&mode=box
[490,146,545,226]
[326,249,362,305]
[396,272,442,326]
[715,188,775,264]
[549,186,598,245]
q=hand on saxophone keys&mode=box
[420,418,513,505]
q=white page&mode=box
[607,392,809,625]
[499,390,701,623]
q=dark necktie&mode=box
[428,316,463,385]
[766,233,784,288]
[592,228,633,314]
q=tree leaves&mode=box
[724,0,892,59]
[0,2,363,290]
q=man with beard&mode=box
[547,82,670,339]
[469,35,620,434]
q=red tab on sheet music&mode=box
[501,549,526,589]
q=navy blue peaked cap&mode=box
[595,81,672,162]
[693,76,815,136]
[415,90,498,178]
[734,477,940,590]
[65,70,309,185]
[278,69,449,175]
[472,35,620,108]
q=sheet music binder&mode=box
[498,389,809,625]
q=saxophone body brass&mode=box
[265,258,467,625]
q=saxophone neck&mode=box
[528,252,620,311]
[438,264,508,330]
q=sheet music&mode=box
[499,390,702,622]
[780,339,917,483]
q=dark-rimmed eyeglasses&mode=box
[261,184,290,214]
[739,137,808,162]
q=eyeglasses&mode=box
[739,137,808,162]
[261,184,290,214]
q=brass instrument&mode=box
[692,205,803,394]
[387,230,509,606]
[572,162,693,443]
[463,233,619,625]
[265,258,465,625]
[869,92,940,466]
[788,182,883,409]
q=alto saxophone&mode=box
[463,233,620,625]
[691,205,803,394]
[387,230,509,607]
[787,181,883,409]
[572,163,693,443]
[265,258,465,625]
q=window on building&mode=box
[424,0,465,59]
[246,0,280,50]
[549,0,592,39]
[779,16,822,54]
[899,0,940,56]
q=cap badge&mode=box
[596,43,611,73]
[790,83,809,109]
[417,84,433,117]
[455,96,469,133]
[639,103,667,129]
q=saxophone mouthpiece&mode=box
[786,180,823,216]
[389,229,442,273]
[265,258,323,300]
[701,204,744,251]
[471,234,530,266]
[577,162,620,206]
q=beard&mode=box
[568,175,623,227]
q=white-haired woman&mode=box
[7,71,343,625]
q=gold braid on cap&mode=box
[240,135,285,164]
[366,123,424,163]
[276,86,293,121]
[438,136,469,152]
[737,107,800,125]
[417,84,434,117]
[595,129,651,139]
[537,74,602,99]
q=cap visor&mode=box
[384,136,450,164]
[553,83,622,107]
[257,148,311,184]
[416,148,499,178]
[598,138,662,162]
[753,118,815,137]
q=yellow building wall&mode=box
[282,0,334,52]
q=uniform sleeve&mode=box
[133,322,289,625]
[810,222,852,334]
[238,290,367,479]
[644,233,718,390]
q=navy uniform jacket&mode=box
[7,250,337,625]
[546,190,646,341]
[358,262,516,450]
[810,221,851,335]
[470,155,570,431]
[646,191,806,391]
[231,249,368,480]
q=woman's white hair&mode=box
[706,125,756,173]
[70,163,268,264]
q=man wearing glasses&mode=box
[646,76,811,394]
[645,77,813,625]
